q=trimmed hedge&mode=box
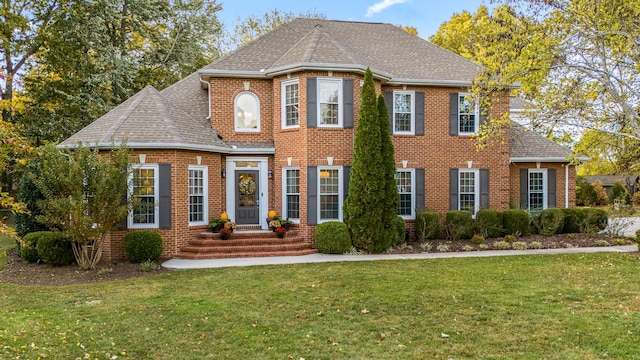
[503,209,530,236]
[391,216,406,246]
[35,232,75,266]
[562,208,583,233]
[415,210,441,241]
[20,231,48,262]
[536,208,565,236]
[315,221,352,254]
[475,209,503,238]
[445,211,473,240]
[581,208,608,233]
[124,231,164,263]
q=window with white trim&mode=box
[395,169,415,219]
[235,91,260,131]
[283,167,300,221]
[318,78,343,127]
[458,93,479,134]
[129,164,159,228]
[528,169,547,211]
[459,169,479,214]
[282,79,299,128]
[318,167,342,222]
[393,91,414,134]
[188,165,208,225]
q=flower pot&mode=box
[211,224,223,233]
[220,232,230,240]
[276,232,285,238]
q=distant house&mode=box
[582,175,639,196]
[61,19,580,260]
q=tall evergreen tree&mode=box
[378,94,399,248]
[343,68,384,252]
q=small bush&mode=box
[475,209,503,238]
[315,221,352,254]
[420,242,433,252]
[504,234,517,243]
[139,260,157,272]
[462,245,475,251]
[609,182,629,203]
[20,232,47,262]
[493,241,511,250]
[436,244,450,252]
[415,211,441,241]
[479,244,489,250]
[576,177,598,206]
[471,234,485,244]
[535,208,565,236]
[581,208,608,233]
[562,208,583,233]
[612,238,627,246]
[391,216,406,246]
[512,241,527,250]
[593,180,609,205]
[445,211,473,240]
[35,232,75,266]
[596,240,610,247]
[124,231,164,263]
[530,241,543,249]
[503,209,530,236]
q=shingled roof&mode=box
[509,123,578,162]
[199,18,482,86]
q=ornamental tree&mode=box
[378,94,399,250]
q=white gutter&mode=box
[198,76,212,120]
[59,141,275,155]
[565,165,569,208]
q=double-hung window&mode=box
[283,168,300,221]
[458,93,479,135]
[129,164,159,228]
[528,169,547,211]
[393,91,414,134]
[188,165,208,226]
[459,169,479,214]
[282,79,299,128]
[318,167,342,222]
[318,78,343,127]
[395,169,415,219]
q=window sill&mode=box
[280,127,300,132]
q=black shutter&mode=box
[520,169,529,209]
[548,169,557,208]
[307,77,317,128]
[343,166,351,202]
[343,79,354,128]
[415,91,425,136]
[449,93,459,136]
[480,168,489,209]
[450,168,459,210]
[159,163,172,229]
[384,90,393,134]
[415,168,425,212]
[307,166,317,225]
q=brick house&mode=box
[60,19,578,260]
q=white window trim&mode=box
[128,164,160,229]
[458,168,480,215]
[188,165,208,226]
[458,92,479,136]
[317,77,343,128]
[281,78,300,129]
[318,166,343,223]
[395,168,416,220]
[282,167,301,224]
[392,91,415,135]
[528,169,548,211]
[234,91,261,132]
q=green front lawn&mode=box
[0,234,16,270]
[1,253,639,359]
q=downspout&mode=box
[565,165,569,208]
[199,76,212,120]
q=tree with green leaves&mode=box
[344,68,385,253]
[378,94,399,247]
[33,144,131,269]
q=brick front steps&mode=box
[175,228,317,259]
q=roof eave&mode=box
[509,156,589,163]
[199,63,394,82]
[59,141,274,155]
[386,78,474,87]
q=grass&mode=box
[1,253,640,359]
[0,233,16,270]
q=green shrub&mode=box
[138,260,157,272]
[415,210,441,241]
[445,211,473,240]
[475,209,503,238]
[20,232,47,262]
[610,182,629,203]
[512,241,527,250]
[493,241,511,250]
[391,216,406,246]
[15,161,52,237]
[124,231,164,263]
[35,232,75,266]
[503,209,530,236]
[576,177,598,207]
[562,208,583,233]
[504,234,517,243]
[581,208,608,233]
[471,234,485,244]
[535,208,565,236]
[315,221,352,254]
[530,241,543,249]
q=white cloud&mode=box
[365,0,408,17]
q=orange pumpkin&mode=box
[220,211,229,220]
[267,209,277,218]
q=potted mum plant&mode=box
[274,226,287,238]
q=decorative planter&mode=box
[211,224,224,233]
[220,232,230,240]
[276,232,286,238]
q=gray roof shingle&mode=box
[509,123,574,161]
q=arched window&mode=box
[234,92,260,132]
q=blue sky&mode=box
[218,0,491,39]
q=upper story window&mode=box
[393,91,414,134]
[318,78,343,127]
[235,92,260,132]
[458,93,479,135]
[282,79,299,128]
[129,164,159,228]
